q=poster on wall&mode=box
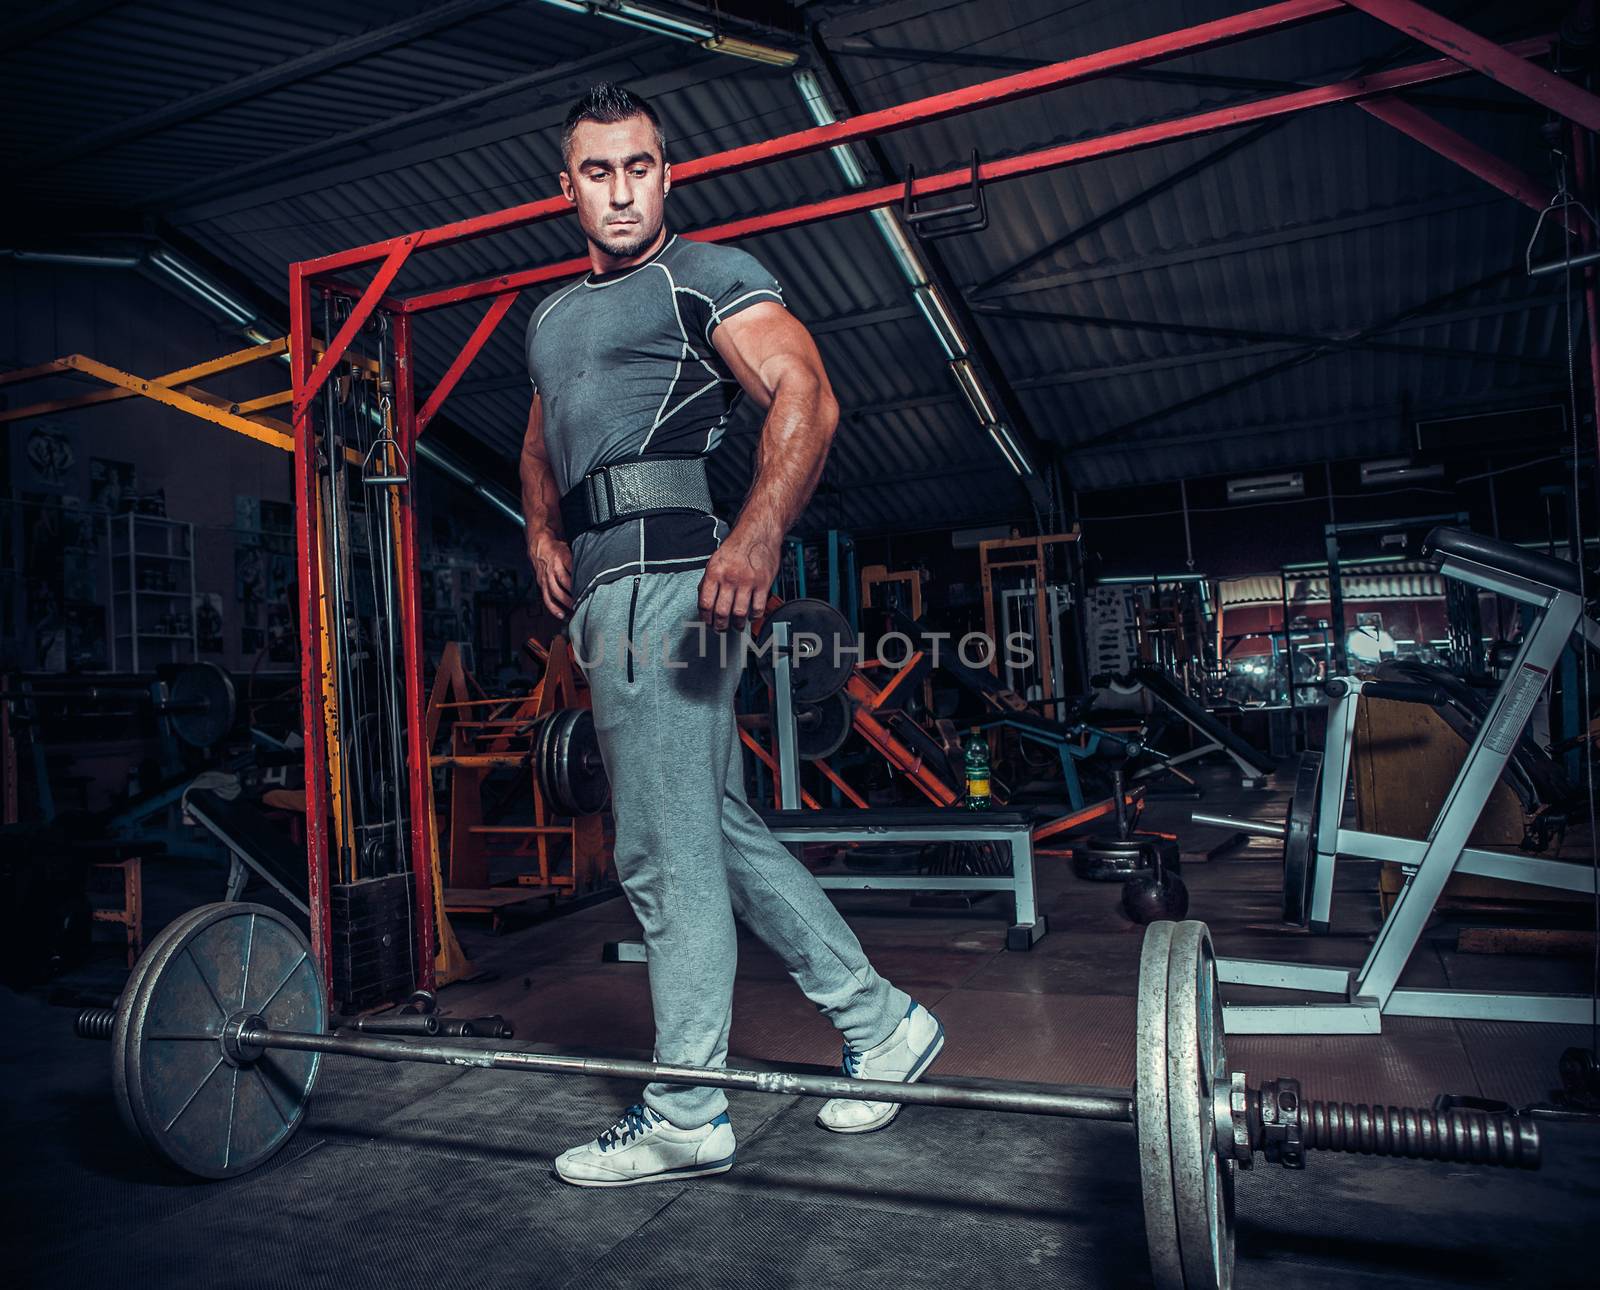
[21,491,106,671]
[235,495,260,540]
[233,494,297,663]
[60,495,98,551]
[89,458,137,515]
[25,425,74,489]
[62,548,96,603]
[65,604,107,670]
[260,499,293,553]
[194,593,224,654]
[266,602,296,663]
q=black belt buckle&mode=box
[586,467,617,527]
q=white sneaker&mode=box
[817,1001,945,1134]
[555,1104,736,1187]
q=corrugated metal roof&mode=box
[5,0,1578,529]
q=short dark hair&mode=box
[561,83,667,170]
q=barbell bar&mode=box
[76,902,1540,1289]
[1190,749,1322,927]
[1190,814,1285,839]
[430,706,611,817]
[2,661,237,750]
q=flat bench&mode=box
[759,806,1046,950]
[186,788,310,917]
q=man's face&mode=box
[559,114,671,261]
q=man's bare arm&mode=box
[705,300,839,631]
[520,394,575,619]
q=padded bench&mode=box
[185,788,310,917]
[759,806,1047,950]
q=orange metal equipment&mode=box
[427,637,611,906]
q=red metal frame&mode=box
[1341,0,1600,133]
[417,291,521,433]
[401,38,1552,314]
[286,0,1589,1002]
[1570,121,1600,472]
[293,240,415,419]
[288,267,334,983]
[299,0,1346,280]
[392,312,439,990]
[1358,97,1563,218]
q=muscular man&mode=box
[521,84,943,1187]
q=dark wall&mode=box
[1076,454,1586,582]
[0,259,542,680]
[1,260,295,673]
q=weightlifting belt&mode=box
[558,455,716,541]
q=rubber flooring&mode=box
[7,761,1599,1288]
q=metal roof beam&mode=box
[0,0,121,53]
[20,0,528,180]
[1076,263,1526,445]
[807,32,1056,509]
[1064,386,1575,459]
[1341,0,1600,130]
[162,44,701,221]
[426,258,1557,407]
[973,191,1499,298]
[970,122,1284,296]
[817,0,989,41]
[816,460,1018,492]
[974,302,1565,370]
[830,41,1543,113]
[970,16,1453,298]
[1358,95,1564,215]
[305,1,1350,280]
[829,42,1306,94]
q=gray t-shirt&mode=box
[525,233,786,605]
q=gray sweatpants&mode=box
[568,568,908,1128]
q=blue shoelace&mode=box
[841,1042,862,1078]
[598,1104,654,1151]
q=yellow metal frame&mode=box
[0,342,370,464]
[0,336,463,978]
[0,343,295,449]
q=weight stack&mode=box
[330,873,416,1010]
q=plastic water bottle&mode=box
[963,728,991,810]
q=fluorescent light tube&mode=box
[912,284,966,359]
[953,360,996,424]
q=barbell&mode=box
[434,707,611,817]
[455,687,850,816]
[1192,749,1322,927]
[534,706,609,816]
[755,598,857,702]
[76,901,1540,1288]
[2,661,237,751]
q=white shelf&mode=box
[107,513,197,670]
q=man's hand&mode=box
[520,395,574,620]
[699,530,779,632]
[528,530,575,620]
[702,301,838,634]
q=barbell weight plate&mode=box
[552,707,609,816]
[1166,920,1234,1290]
[167,662,237,750]
[1281,751,1322,926]
[796,690,853,762]
[1135,921,1182,1290]
[1073,834,1179,883]
[115,902,323,1178]
[110,912,173,1154]
[111,898,245,1159]
[755,598,857,702]
[548,709,572,815]
[534,709,561,812]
